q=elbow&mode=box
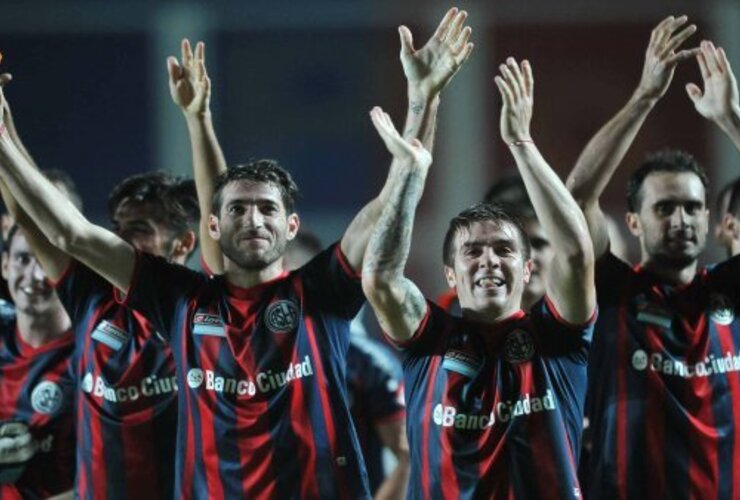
[564,239,595,273]
[361,272,395,305]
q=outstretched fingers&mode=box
[398,26,415,56]
[432,7,459,43]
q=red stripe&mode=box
[304,316,349,497]
[179,310,196,500]
[715,324,739,499]
[521,365,555,499]
[439,375,460,499]
[685,316,718,500]
[237,332,275,498]
[642,325,665,499]
[615,295,630,500]
[197,337,226,500]
[476,370,508,498]
[420,356,441,500]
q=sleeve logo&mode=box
[709,293,734,325]
[265,300,299,334]
[504,329,535,363]
[31,381,64,415]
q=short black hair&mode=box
[483,175,536,219]
[44,169,83,211]
[442,202,531,267]
[626,150,709,212]
[212,160,299,215]
[2,224,20,254]
[108,172,198,235]
[722,177,740,218]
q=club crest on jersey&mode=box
[91,320,128,351]
[504,329,535,363]
[193,312,226,337]
[265,300,299,334]
[31,380,63,415]
[443,346,483,378]
[709,293,735,325]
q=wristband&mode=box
[508,139,533,147]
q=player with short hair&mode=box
[0,9,473,498]
[362,57,596,499]
[566,18,740,498]
[716,176,740,257]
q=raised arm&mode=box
[495,59,595,324]
[687,41,740,152]
[0,86,70,280]
[0,108,135,293]
[341,7,473,271]
[168,39,227,274]
[566,15,698,258]
[362,107,431,341]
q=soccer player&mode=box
[0,40,224,499]
[0,8,473,498]
[362,57,596,498]
[286,232,409,499]
[566,17,740,498]
[715,177,740,257]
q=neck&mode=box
[224,257,285,289]
[16,307,71,349]
[731,240,740,259]
[461,302,522,325]
[640,256,698,286]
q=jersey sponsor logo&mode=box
[432,389,557,429]
[91,320,129,351]
[443,347,483,378]
[709,293,735,325]
[632,348,740,378]
[192,313,226,337]
[265,300,299,334]
[31,380,64,415]
[80,372,178,403]
[186,355,315,397]
[504,329,535,363]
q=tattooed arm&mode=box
[362,107,431,342]
[340,7,473,272]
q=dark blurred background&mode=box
[0,0,738,296]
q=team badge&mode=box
[265,300,299,334]
[31,381,63,415]
[709,293,735,325]
[187,368,204,389]
[504,329,535,363]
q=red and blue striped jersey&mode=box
[392,298,594,499]
[122,244,370,499]
[53,262,177,500]
[346,334,405,494]
[585,252,740,499]
[0,304,75,499]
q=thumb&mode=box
[0,73,12,87]
[409,138,424,149]
[685,83,703,103]
[399,26,415,56]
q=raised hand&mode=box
[495,58,533,144]
[399,7,474,98]
[167,39,211,116]
[370,106,432,168]
[636,15,699,101]
[686,41,740,126]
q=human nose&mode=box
[479,248,500,268]
[670,206,690,228]
[30,259,47,282]
[244,206,264,228]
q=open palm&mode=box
[168,39,210,116]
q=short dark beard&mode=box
[220,237,287,271]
